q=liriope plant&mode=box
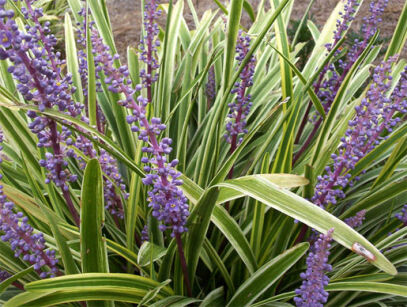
[0,0,406,306]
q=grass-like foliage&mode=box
[0,0,406,306]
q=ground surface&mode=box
[106,0,406,58]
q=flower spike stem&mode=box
[175,233,192,297]
[224,32,255,212]
[294,224,309,245]
[20,48,79,226]
[48,120,79,226]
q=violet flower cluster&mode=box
[310,0,359,110]
[294,229,334,307]
[294,0,387,163]
[138,0,188,236]
[224,31,256,149]
[395,205,407,226]
[139,0,161,93]
[0,130,58,278]
[344,209,366,229]
[298,59,406,305]
[318,0,387,115]
[341,0,388,72]
[0,1,128,223]
[0,0,82,224]
[331,0,359,44]
[312,58,407,209]
[90,0,189,236]
[99,150,127,219]
[205,67,216,106]
[76,8,105,128]
[0,0,81,185]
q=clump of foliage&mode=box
[0,0,407,306]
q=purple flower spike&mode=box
[205,67,216,107]
[314,0,359,100]
[294,228,334,307]
[139,0,161,93]
[224,31,256,149]
[0,1,127,223]
[345,210,366,228]
[328,0,359,51]
[312,58,407,209]
[294,0,388,164]
[319,0,388,115]
[395,205,407,226]
[90,1,189,236]
[141,224,149,243]
[0,0,81,224]
[99,150,128,219]
[0,130,58,278]
[362,0,388,39]
[76,8,105,128]
[345,0,388,71]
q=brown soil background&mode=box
[106,0,406,58]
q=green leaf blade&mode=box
[80,159,108,274]
[214,175,397,275]
[226,243,309,307]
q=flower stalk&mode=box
[294,229,334,307]
[225,30,255,180]
[89,0,192,293]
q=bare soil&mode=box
[106,0,406,58]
